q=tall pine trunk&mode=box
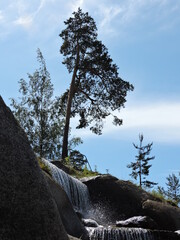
[139,167,142,188]
[62,46,79,159]
[139,136,142,188]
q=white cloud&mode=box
[14,15,33,28]
[0,0,179,40]
[120,103,180,129]
[71,101,180,143]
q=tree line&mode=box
[10,8,179,205]
[11,8,133,161]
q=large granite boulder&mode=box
[44,172,89,240]
[82,175,180,232]
[81,175,155,224]
[0,96,68,240]
[143,200,180,231]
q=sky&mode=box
[1,0,180,189]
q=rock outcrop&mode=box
[0,96,68,240]
[143,199,180,231]
[82,174,155,224]
[82,174,180,232]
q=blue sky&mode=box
[1,0,180,189]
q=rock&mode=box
[157,230,180,240]
[76,211,83,220]
[82,175,155,224]
[0,96,68,240]
[82,218,99,227]
[68,235,80,240]
[116,216,158,229]
[143,199,180,231]
[82,175,180,232]
[44,172,89,240]
[175,230,180,235]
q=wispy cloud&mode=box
[13,0,47,29]
[95,0,180,37]
[98,5,122,35]
[71,101,180,143]
[0,0,180,40]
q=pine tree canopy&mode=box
[60,8,134,135]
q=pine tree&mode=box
[11,49,65,159]
[60,8,134,159]
[127,134,157,188]
[165,173,180,204]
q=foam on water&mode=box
[87,226,158,240]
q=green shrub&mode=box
[37,157,52,176]
[150,189,178,207]
[166,199,178,207]
[71,165,99,179]
[151,189,166,202]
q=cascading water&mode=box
[87,227,158,240]
[42,158,90,216]
[41,159,168,240]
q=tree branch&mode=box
[78,88,96,104]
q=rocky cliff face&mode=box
[0,96,68,240]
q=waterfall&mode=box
[42,158,90,215]
[87,226,158,240]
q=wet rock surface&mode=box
[82,218,100,228]
[116,216,158,229]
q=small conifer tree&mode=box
[127,134,157,188]
[159,173,180,204]
[166,173,180,203]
